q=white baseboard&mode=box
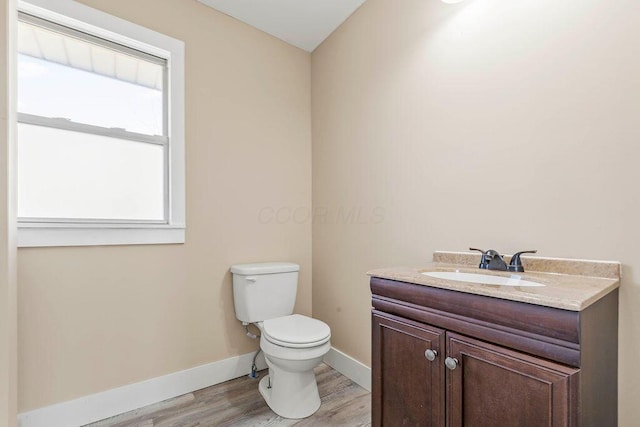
[18,350,267,427]
[18,346,371,427]
[323,347,371,392]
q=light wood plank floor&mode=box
[86,364,371,427]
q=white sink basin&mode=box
[422,271,545,287]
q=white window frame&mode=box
[16,0,185,247]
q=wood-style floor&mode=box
[86,364,371,427]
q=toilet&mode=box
[230,262,331,419]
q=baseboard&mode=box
[18,346,371,427]
[18,350,267,427]
[323,347,371,392]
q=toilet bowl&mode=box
[256,314,331,419]
[230,262,332,419]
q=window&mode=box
[16,0,185,247]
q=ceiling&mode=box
[197,0,367,52]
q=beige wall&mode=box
[311,0,639,424]
[18,0,311,412]
[0,0,17,424]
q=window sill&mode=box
[18,224,185,247]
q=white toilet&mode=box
[230,262,331,419]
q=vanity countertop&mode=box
[367,251,621,311]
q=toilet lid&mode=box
[263,314,331,348]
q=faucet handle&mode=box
[469,248,490,269]
[508,250,537,272]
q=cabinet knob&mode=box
[445,357,459,370]
[424,349,437,362]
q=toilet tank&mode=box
[230,262,299,323]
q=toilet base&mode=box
[259,373,321,419]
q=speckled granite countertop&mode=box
[368,251,621,311]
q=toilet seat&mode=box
[262,314,331,348]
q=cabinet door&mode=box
[372,312,445,427]
[446,332,579,427]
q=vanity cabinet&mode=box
[371,276,618,427]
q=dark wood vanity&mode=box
[370,272,618,427]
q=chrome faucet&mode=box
[469,248,537,272]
